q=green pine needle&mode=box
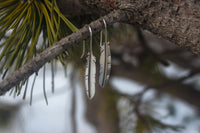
[0,0,79,98]
[0,0,78,73]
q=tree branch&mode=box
[0,10,127,95]
[1,0,200,99]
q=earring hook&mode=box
[103,19,108,44]
[88,26,93,55]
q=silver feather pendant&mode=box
[99,19,111,87]
[85,26,96,99]
[99,42,111,87]
[85,52,96,99]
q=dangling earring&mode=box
[99,19,111,87]
[85,26,96,99]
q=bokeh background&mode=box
[0,24,200,133]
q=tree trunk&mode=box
[57,0,200,55]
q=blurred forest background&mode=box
[0,0,200,133]
[0,23,200,133]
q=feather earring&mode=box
[99,19,111,87]
[85,26,96,99]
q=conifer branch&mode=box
[0,10,127,95]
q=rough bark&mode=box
[58,0,200,55]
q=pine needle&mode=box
[0,0,79,98]
[23,79,29,100]
[51,61,55,93]
[30,74,37,105]
[43,65,48,105]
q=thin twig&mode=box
[125,69,200,102]
[147,69,200,90]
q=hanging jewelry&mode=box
[99,19,111,87]
[85,26,96,99]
